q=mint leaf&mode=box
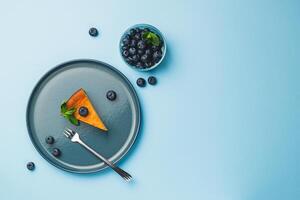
[64,108,76,115]
[142,31,160,46]
[60,101,79,126]
[68,115,79,126]
[60,101,67,113]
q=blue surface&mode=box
[0,0,299,199]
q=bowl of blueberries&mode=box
[120,24,166,71]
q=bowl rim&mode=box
[119,23,167,72]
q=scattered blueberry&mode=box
[45,136,55,144]
[89,27,98,37]
[136,78,146,87]
[106,90,117,101]
[52,148,61,157]
[148,76,157,85]
[79,107,89,117]
[27,162,35,171]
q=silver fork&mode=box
[63,128,132,182]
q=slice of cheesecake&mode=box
[66,88,108,131]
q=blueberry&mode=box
[129,47,136,55]
[151,45,159,52]
[135,28,142,33]
[148,76,157,85]
[130,39,137,47]
[122,45,129,51]
[141,54,149,63]
[79,106,89,117]
[122,50,129,57]
[45,136,55,144]
[134,33,141,40]
[145,61,154,68]
[89,27,98,37]
[153,51,162,62]
[145,49,152,56]
[125,58,134,65]
[106,90,117,101]
[137,40,146,49]
[136,78,146,87]
[136,62,144,68]
[132,54,140,62]
[122,38,130,46]
[142,28,151,35]
[129,28,136,36]
[52,148,61,157]
[27,162,35,171]
[137,49,144,55]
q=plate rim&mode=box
[26,59,141,174]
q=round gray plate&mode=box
[26,59,141,173]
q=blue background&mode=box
[0,0,299,199]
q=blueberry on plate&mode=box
[79,106,89,117]
[122,50,129,57]
[27,162,35,171]
[137,40,146,49]
[52,148,61,157]
[136,78,146,87]
[45,136,55,144]
[89,27,98,37]
[129,47,136,55]
[148,76,157,85]
[130,39,137,47]
[106,90,117,101]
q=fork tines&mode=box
[64,128,75,138]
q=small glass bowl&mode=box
[119,24,167,72]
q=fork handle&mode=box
[78,140,132,181]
